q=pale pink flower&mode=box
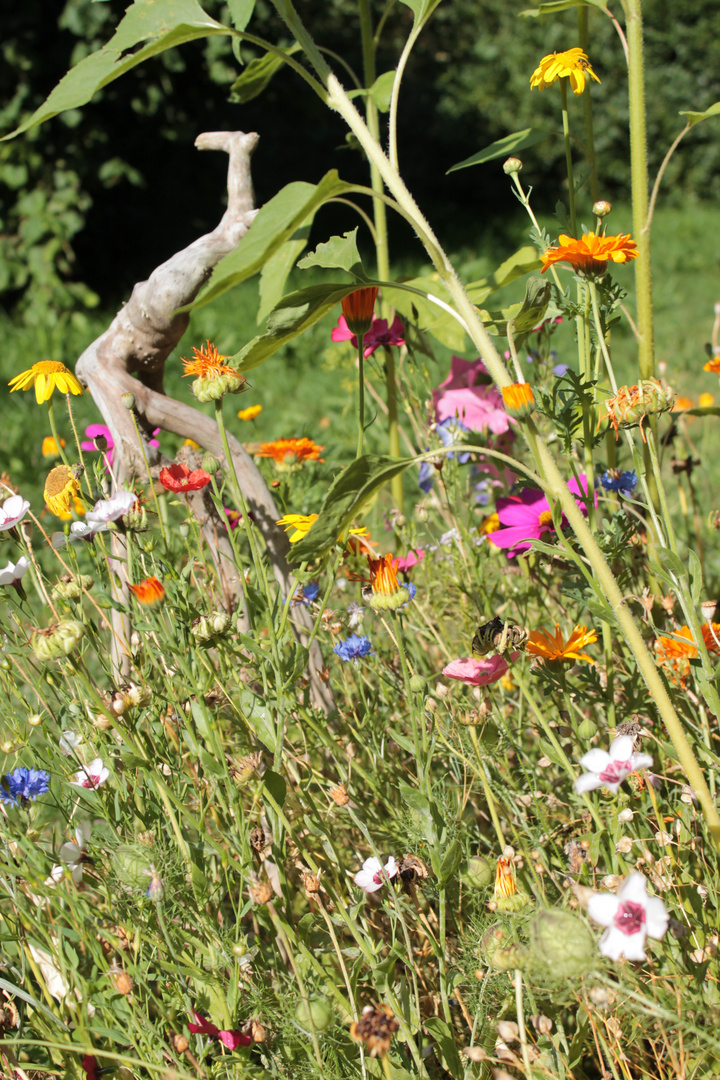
[433,356,511,435]
[574,735,653,795]
[442,655,514,686]
[588,873,669,961]
[354,856,398,893]
[71,758,110,790]
[394,549,424,572]
[0,494,30,532]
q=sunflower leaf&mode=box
[447,128,551,173]
[679,101,720,128]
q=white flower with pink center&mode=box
[71,757,110,790]
[574,735,652,795]
[354,856,398,893]
[588,873,669,961]
[0,494,30,532]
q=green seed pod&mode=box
[415,504,429,524]
[295,997,334,1033]
[52,574,93,601]
[201,453,220,476]
[461,856,493,889]
[503,157,523,174]
[192,612,231,643]
[577,718,597,741]
[409,674,427,695]
[368,587,410,612]
[31,620,85,661]
[121,392,135,410]
[529,909,596,979]
[113,844,155,889]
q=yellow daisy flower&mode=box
[530,48,600,96]
[526,623,597,664]
[44,465,81,518]
[277,513,318,543]
[52,496,86,521]
[238,405,262,421]
[9,361,84,404]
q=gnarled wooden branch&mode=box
[75,131,333,714]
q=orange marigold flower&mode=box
[362,553,411,611]
[494,856,517,899]
[654,626,697,686]
[501,382,535,419]
[541,232,638,276]
[182,341,238,380]
[526,624,597,664]
[129,576,165,606]
[42,436,65,458]
[672,396,694,412]
[256,438,325,472]
[704,356,720,374]
[341,287,378,336]
[702,622,720,654]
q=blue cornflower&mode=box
[418,459,434,493]
[553,363,569,377]
[599,469,638,496]
[0,767,50,806]
[334,635,373,662]
[473,479,492,506]
[303,582,320,602]
[436,417,472,464]
[401,583,417,608]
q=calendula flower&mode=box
[158,463,211,492]
[188,1010,251,1051]
[654,626,697,685]
[599,379,674,442]
[587,873,668,961]
[502,382,535,419]
[354,856,398,893]
[526,624,597,664]
[44,466,81,518]
[530,48,600,96]
[42,436,65,458]
[340,287,378,336]
[9,361,83,404]
[541,232,638,276]
[362,553,411,611]
[128,576,165,606]
[182,340,246,401]
[494,856,517,899]
[702,623,720,653]
[0,767,50,805]
[673,396,694,412]
[277,513,318,543]
[704,356,720,374]
[256,437,325,471]
[238,404,262,421]
[71,757,109,790]
[575,735,653,795]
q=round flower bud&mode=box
[232,941,249,958]
[172,1033,189,1054]
[31,620,85,661]
[294,997,333,1033]
[192,611,231,643]
[577,718,597,741]
[28,713,43,727]
[113,970,133,995]
[461,856,493,889]
[394,514,406,528]
[503,157,523,174]
[409,674,427,695]
[121,393,135,410]
[593,200,612,218]
[249,880,273,905]
[201,453,220,475]
[415,503,429,524]
[528,909,596,980]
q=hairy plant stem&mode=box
[273,0,720,845]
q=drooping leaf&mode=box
[447,128,551,173]
[290,454,417,563]
[264,769,287,809]
[296,228,363,274]
[521,0,609,17]
[1,0,229,141]
[371,70,397,113]
[510,276,552,333]
[189,171,354,310]
[229,43,301,103]
[258,224,314,323]
[679,101,720,127]
[226,0,255,31]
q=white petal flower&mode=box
[353,856,398,893]
[0,557,30,586]
[71,757,110,790]
[0,495,30,531]
[574,735,653,795]
[86,489,137,527]
[51,520,105,549]
[59,820,91,881]
[59,730,83,756]
[588,872,668,962]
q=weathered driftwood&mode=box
[75,131,333,713]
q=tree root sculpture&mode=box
[75,130,334,714]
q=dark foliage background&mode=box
[1,0,719,315]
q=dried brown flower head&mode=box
[250,827,269,852]
[329,783,350,806]
[398,854,429,886]
[249,880,273,905]
[349,1003,400,1057]
[0,1000,19,1030]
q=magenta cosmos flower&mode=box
[331,314,405,357]
[188,1010,251,1050]
[433,356,511,435]
[442,655,512,686]
[394,549,424,572]
[82,423,159,470]
[487,475,595,557]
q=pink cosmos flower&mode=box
[188,1010,251,1050]
[354,856,398,893]
[82,423,160,470]
[433,356,510,435]
[574,735,653,795]
[71,758,110,790]
[487,475,596,557]
[587,873,669,962]
[394,549,424,572]
[442,655,513,686]
[331,314,405,357]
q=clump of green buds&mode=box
[192,611,232,643]
[52,574,94,601]
[31,620,85,661]
[528,909,596,980]
[122,502,148,532]
[192,372,247,402]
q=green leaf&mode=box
[229,43,301,103]
[371,70,397,113]
[384,275,466,351]
[510,276,552,333]
[689,549,703,606]
[290,454,416,563]
[447,128,551,173]
[521,0,609,17]
[297,228,363,274]
[679,101,720,127]
[258,224,314,323]
[465,245,542,305]
[437,838,462,886]
[190,171,354,310]
[1,0,229,141]
[398,0,444,28]
[264,769,287,809]
[655,546,686,583]
[238,690,276,751]
[424,1017,464,1079]
[226,0,255,31]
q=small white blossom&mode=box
[85,489,137,528]
[574,735,652,795]
[588,872,669,961]
[71,757,110,790]
[59,731,83,756]
[354,856,398,893]
[0,495,30,532]
[49,821,91,884]
[0,557,30,586]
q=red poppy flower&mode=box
[188,1009,251,1050]
[159,463,211,493]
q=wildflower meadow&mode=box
[2,2,720,1078]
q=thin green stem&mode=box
[356,334,366,459]
[46,397,72,471]
[560,80,577,238]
